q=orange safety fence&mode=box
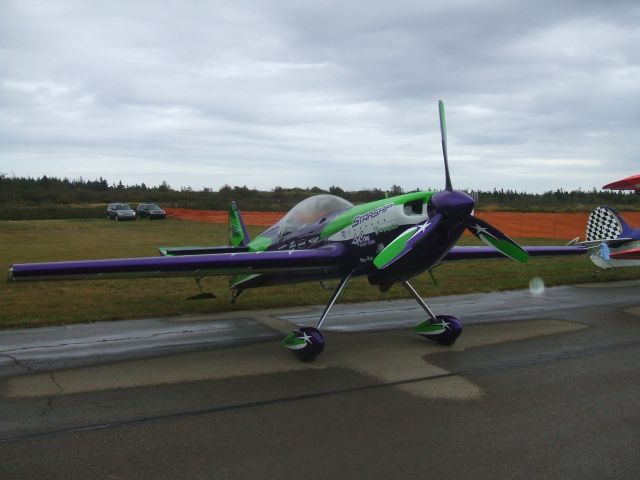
[471,212,640,239]
[166,208,284,227]
[165,208,640,239]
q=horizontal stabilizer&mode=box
[575,238,633,248]
[159,245,250,256]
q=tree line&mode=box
[0,174,637,220]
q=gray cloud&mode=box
[1,0,638,192]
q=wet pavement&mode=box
[1,280,639,479]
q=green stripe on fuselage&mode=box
[247,235,272,252]
[320,191,433,239]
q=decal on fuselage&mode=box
[352,203,393,227]
[279,235,323,251]
[374,223,399,234]
[351,233,375,248]
[329,204,429,243]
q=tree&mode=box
[389,184,403,195]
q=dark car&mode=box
[136,203,166,219]
[107,203,137,221]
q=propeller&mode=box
[373,214,443,269]
[464,215,529,263]
[373,100,529,270]
[439,100,453,192]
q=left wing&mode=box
[8,244,348,282]
[443,245,586,262]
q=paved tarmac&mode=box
[1,280,639,479]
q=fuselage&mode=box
[232,191,470,289]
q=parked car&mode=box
[136,203,166,219]
[107,203,137,221]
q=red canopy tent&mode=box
[602,174,640,192]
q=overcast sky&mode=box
[1,0,638,193]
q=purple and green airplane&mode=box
[8,101,586,362]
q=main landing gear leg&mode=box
[283,272,353,362]
[187,276,216,300]
[402,280,462,346]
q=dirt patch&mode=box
[166,208,640,239]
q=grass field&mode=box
[2,218,639,329]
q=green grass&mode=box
[2,218,639,329]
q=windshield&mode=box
[279,194,353,238]
[148,204,162,210]
[115,204,132,210]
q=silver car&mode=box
[107,203,137,221]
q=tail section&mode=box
[586,206,633,241]
[583,206,638,269]
[228,201,251,247]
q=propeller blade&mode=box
[439,100,453,192]
[374,214,443,269]
[464,215,529,263]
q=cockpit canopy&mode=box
[279,194,353,238]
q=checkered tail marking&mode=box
[586,207,623,241]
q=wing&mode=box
[602,174,640,191]
[610,247,640,260]
[8,244,349,282]
[443,245,586,262]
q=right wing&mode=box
[8,244,349,282]
[442,245,586,262]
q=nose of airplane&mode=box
[427,190,475,225]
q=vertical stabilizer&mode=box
[586,206,633,241]
[228,201,251,247]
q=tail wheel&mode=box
[414,315,462,346]
[283,327,325,362]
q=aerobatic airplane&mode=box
[8,101,586,362]
[577,175,640,270]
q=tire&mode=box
[414,315,462,346]
[283,327,325,362]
